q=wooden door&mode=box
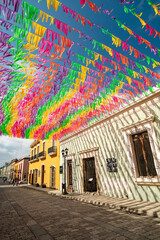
[50,167,56,188]
[83,157,97,192]
[67,160,72,187]
[41,165,45,185]
[32,171,34,184]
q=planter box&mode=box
[34,183,39,187]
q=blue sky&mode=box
[0,0,160,167]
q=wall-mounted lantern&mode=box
[60,166,63,174]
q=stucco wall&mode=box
[60,92,160,202]
[22,159,29,179]
[29,140,60,189]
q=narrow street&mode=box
[0,186,160,240]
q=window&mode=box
[32,149,33,156]
[43,142,45,152]
[37,146,39,155]
[52,139,56,147]
[34,148,36,155]
[122,116,160,184]
[132,131,157,177]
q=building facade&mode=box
[0,164,7,178]
[29,139,60,189]
[5,162,12,181]
[10,159,18,181]
[18,157,29,180]
[14,161,19,180]
[60,89,160,202]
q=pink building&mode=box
[18,157,29,180]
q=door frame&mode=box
[79,147,100,194]
[31,171,34,184]
[83,157,97,192]
[50,165,56,188]
[41,164,45,185]
[67,159,73,191]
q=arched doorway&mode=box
[41,165,45,185]
[50,166,56,189]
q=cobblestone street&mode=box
[0,187,160,240]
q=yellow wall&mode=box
[29,140,60,189]
[14,162,19,179]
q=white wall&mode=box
[60,91,160,202]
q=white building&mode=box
[60,89,160,202]
[0,164,8,178]
[5,162,12,181]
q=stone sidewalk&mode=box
[2,187,160,240]
[22,185,160,219]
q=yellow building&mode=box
[29,139,60,189]
[14,161,19,180]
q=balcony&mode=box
[48,146,57,156]
[29,155,38,162]
[38,151,46,159]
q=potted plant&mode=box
[42,184,46,188]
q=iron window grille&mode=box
[48,146,57,154]
[38,151,46,158]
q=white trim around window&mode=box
[121,116,160,185]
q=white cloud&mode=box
[0,136,33,167]
[0,135,33,148]
[0,147,7,153]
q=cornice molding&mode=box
[121,116,155,132]
[66,153,76,158]
[78,147,99,155]
[30,140,40,148]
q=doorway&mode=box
[67,160,72,192]
[41,165,45,185]
[83,157,97,192]
[32,170,34,184]
[31,173,33,184]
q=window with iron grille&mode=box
[132,131,157,177]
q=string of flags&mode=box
[0,0,160,140]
